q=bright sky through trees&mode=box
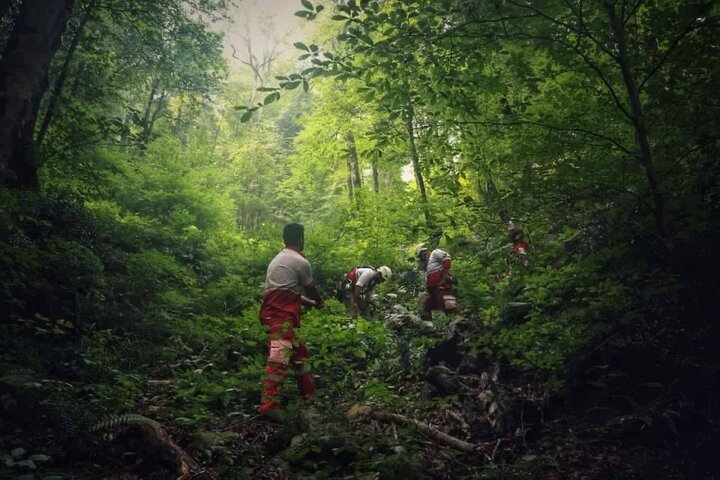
[215,0,314,62]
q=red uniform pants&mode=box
[422,286,457,314]
[259,316,315,415]
[423,270,458,317]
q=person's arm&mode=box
[299,260,323,308]
[438,252,453,284]
[303,284,323,308]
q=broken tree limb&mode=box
[120,422,202,479]
[347,404,481,455]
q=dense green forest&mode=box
[1,0,719,478]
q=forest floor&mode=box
[3,303,715,480]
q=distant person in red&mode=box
[259,223,323,416]
[415,244,459,322]
[508,219,530,266]
[501,210,530,267]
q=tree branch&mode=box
[639,15,720,91]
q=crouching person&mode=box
[259,223,323,416]
[349,265,392,317]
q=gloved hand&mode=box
[448,276,459,286]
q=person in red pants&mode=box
[415,244,459,322]
[259,223,323,416]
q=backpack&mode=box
[348,265,374,284]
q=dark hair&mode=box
[283,223,304,249]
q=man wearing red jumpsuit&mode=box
[259,223,323,416]
[415,244,459,322]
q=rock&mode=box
[446,316,471,339]
[457,353,485,375]
[28,454,52,464]
[425,335,463,370]
[426,316,481,370]
[2,454,15,468]
[11,447,26,459]
[469,417,493,438]
[425,365,459,396]
[15,459,37,470]
[386,304,434,334]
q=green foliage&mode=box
[1,0,718,477]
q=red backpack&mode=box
[348,265,373,284]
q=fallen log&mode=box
[120,421,201,479]
[347,404,481,455]
[90,415,216,480]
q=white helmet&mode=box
[414,243,427,258]
[377,266,392,281]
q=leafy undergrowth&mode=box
[2,193,718,479]
[3,294,718,480]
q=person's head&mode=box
[414,244,428,265]
[283,223,305,250]
[377,266,392,282]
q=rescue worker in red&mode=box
[500,209,530,266]
[508,218,530,266]
[348,265,392,317]
[259,223,323,416]
[415,244,459,321]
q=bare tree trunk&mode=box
[346,155,354,201]
[173,101,183,135]
[406,101,431,225]
[144,89,166,142]
[36,0,96,146]
[233,21,280,123]
[346,131,362,188]
[0,0,74,187]
[142,78,158,130]
[372,155,379,193]
[605,1,671,242]
[137,78,161,148]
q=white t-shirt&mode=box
[426,249,451,274]
[355,267,377,290]
[264,248,313,294]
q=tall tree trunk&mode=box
[144,89,166,143]
[405,101,430,225]
[605,1,671,242]
[142,78,159,130]
[372,155,379,193]
[0,0,74,188]
[36,0,96,146]
[138,78,159,148]
[346,155,355,201]
[346,131,362,188]
[173,101,183,135]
